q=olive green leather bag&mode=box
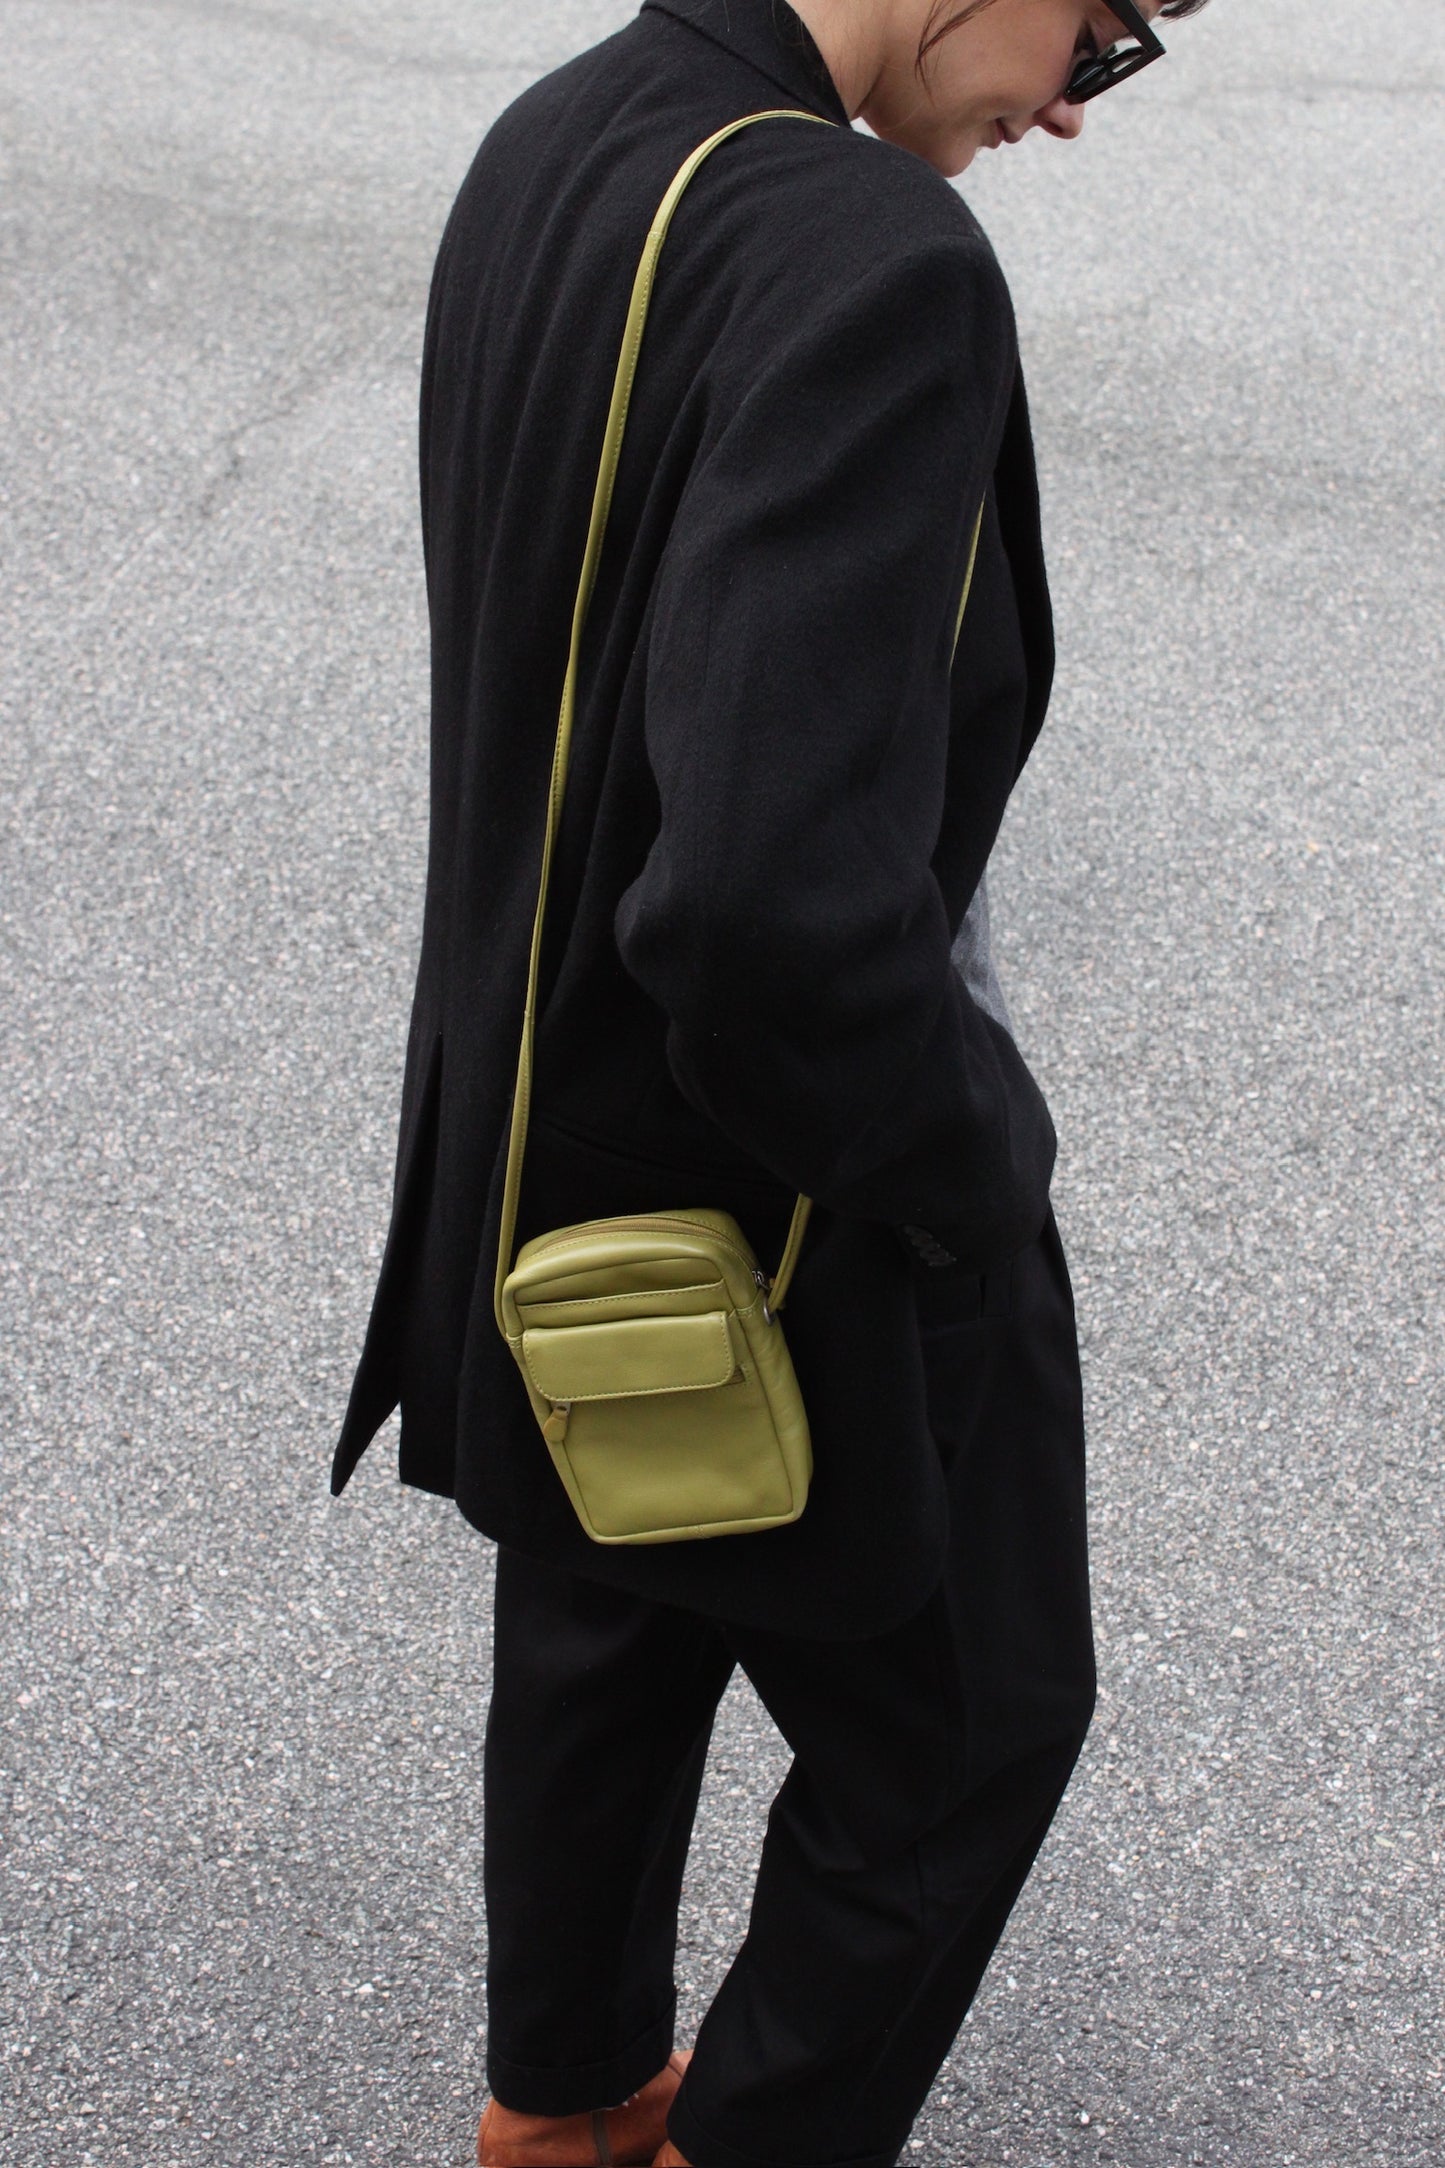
[495,110,986,1548]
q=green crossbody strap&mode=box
[494,108,987,1340]
[954,497,986,661]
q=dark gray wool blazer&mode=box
[333,0,1059,1639]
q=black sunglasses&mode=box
[1063,1,1166,104]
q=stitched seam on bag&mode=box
[528,1370,738,1403]
[518,1280,724,1314]
[608,1485,797,1540]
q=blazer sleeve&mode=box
[613,235,1056,1269]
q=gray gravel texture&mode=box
[2,2,1442,2163]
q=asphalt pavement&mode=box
[2,3,1442,2163]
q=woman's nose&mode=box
[1034,95,1087,141]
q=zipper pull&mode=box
[542,1401,571,1447]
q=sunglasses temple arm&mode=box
[1105,0,1166,59]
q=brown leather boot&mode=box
[477,2050,690,2167]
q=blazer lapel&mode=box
[993,364,1056,774]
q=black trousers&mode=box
[483,1211,1096,2168]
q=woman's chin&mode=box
[938,134,982,178]
[870,113,979,179]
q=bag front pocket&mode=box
[522,1309,738,1403]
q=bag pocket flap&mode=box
[522,1309,736,1404]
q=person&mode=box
[331,2,1209,2162]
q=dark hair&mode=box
[918,0,1212,75]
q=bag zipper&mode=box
[521,1213,771,1292]
[542,1400,572,1446]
